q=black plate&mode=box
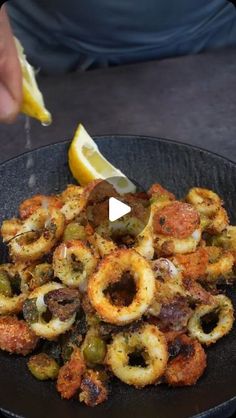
[1,136,236,418]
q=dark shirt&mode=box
[7,0,236,72]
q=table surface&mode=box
[0,46,236,164]
[0,48,236,418]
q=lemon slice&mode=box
[68,124,136,194]
[15,38,52,125]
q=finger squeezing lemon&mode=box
[15,37,52,125]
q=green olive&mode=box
[200,215,210,230]
[28,353,59,380]
[0,271,12,297]
[83,336,106,365]
[150,195,169,205]
[63,222,86,242]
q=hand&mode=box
[0,4,22,123]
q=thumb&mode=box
[0,5,22,123]
[0,82,20,123]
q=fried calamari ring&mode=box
[1,218,22,242]
[0,316,38,355]
[88,249,155,325]
[106,324,168,387]
[186,187,229,234]
[165,334,206,386]
[9,208,65,262]
[186,187,221,216]
[153,202,201,256]
[19,194,62,220]
[205,246,234,282]
[207,207,229,234]
[53,240,97,291]
[0,264,27,315]
[57,348,86,399]
[23,282,76,339]
[60,185,85,222]
[188,294,234,345]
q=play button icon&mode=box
[85,176,151,244]
[109,197,131,222]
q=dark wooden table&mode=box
[0,48,236,418]
[0,46,236,164]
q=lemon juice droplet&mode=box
[41,121,51,127]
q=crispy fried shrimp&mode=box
[60,185,85,222]
[79,369,108,406]
[148,183,175,201]
[165,334,206,386]
[88,249,155,325]
[0,316,38,355]
[188,294,234,345]
[1,218,22,242]
[9,208,65,262]
[57,348,86,399]
[23,282,76,339]
[19,195,62,220]
[205,246,234,283]
[53,240,97,291]
[0,264,27,315]
[106,324,168,387]
[171,248,209,280]
[153,202,201,256]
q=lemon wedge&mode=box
[68,124,136,194]
[15,38,52,125]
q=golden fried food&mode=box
[171,248,209,279]
[88,249,155,325]
[53,240,97,291]
[188,295,234,345]
[0,180,235,407]
[106,324,168,387]
[79,369,108,406]
[9,208,65,262]
[19,195,62,220]
[165,334,206,386]
[0,316,38,355]
[23,282,77,339]
[57,348,86,399]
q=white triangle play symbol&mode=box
[109,197,131,222]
